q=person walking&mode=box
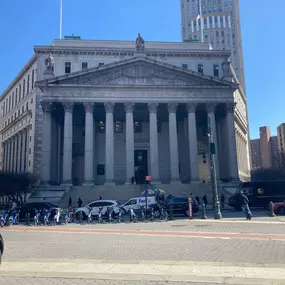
[68,196,72,207]
[240,191,252,220]
[77,198,82,208]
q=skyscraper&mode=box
[180,0,245,90]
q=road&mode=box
[1,216,285,285]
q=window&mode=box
[23,80,25,98]
[182,63,188,69]
[29,148,31,154]
[27,75,30,94]
[198,64,204,74]
[8,96,11,112]
[14,112,16,119]
[12,92,14,109]
[115,121,123,133]
[97,121,105,133]
[19,84,21,101]
[98,62,104,67]
[125,199,137,206]
[18,110,20,117]
[82,62,88,69]
[65,62,71,74]
[213,65,219,77]
[134,121,142,133]
[3,102,5,116]
[5,99,8,114]
[26,102,29,111]
[22,106,24,113]
[32,70,34,89]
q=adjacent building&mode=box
[180,0,245,90]
[0,35,251,187]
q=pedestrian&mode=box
[131,176,135,184]
[99,196,103,200]
[221,194,225,209]
[77,198,82,208]
[202,194,208,208]
[240,191,252,220]
[68,196,72,207]
[195,196,200,205]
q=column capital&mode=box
[148,103,159,113]
[41,101,53,112]
[187,102,198,113]
[124,103,135,113]
[168,103,178,113]
[206,102,217,113]
[225,102,236,114]
[83,102,94,113]
[63,102,74,113]
[104,102,115,113]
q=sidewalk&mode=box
[1,259,285,285]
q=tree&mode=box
[0,172,36,205]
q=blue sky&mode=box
[0,0,284,139]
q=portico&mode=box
[38,56,239,186]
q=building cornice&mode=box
[34,46,231,59]
[0,54,37,102]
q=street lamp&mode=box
[208,114,222,219]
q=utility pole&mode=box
[208,114,222,219]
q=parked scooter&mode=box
[0,212,10,227]
[9,210,20,226]
[34,209,41,226]
[43,209,52,226]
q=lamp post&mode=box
[208,115,222,219]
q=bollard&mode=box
[201,203,207,219]
[269,201,276,217]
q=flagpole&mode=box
[199,0,204,43]
[60,0,63,39]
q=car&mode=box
[0,233,4,264]
[163,196,199,217]
[122,196,161,218]
[18,202,58,221]
[75,200,120,219]
[273,201,285,214]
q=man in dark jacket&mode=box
[240,192,252,220]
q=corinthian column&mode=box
[226,102,239,180]
[187,103,199,182]
[17,133,22,173]
[148,103,160,183]
[168,103,181,183]
[83,103,94,186]
[207,103,220,181]
[41,102,53,184]
[62,102,74,186]
[124,103,135,184]
[104,102,115,185]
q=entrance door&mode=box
[134,150,148,184]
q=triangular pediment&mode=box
[38,57,237,89]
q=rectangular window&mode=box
[198,64,204,74]
[27,75,30,94]
[134,121,142,133]
[12,92,14,109]
[18,110,20,117]
[5,99,8,114]
[23,80,25,98]
[32,70,34,89]
[26,102,29,111]
[182,63,188,69]
[65,62,71,74]
[8,96,11,112]
[98,62,104,67]
[29,148,31,154]
[3,102,5,116]
[19,84,21,101]
[82,62,88,69]
[213,65,219,77]
[115,121,123,133]
[22,106,24,113]
[14,112,16,119]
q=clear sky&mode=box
[0,0,284,139]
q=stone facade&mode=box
[0,37,251,185]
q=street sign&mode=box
[145,176,151,181]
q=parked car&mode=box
[18,202,58,221]
[273,201,285,214]
[75,200,120,219]
[0,233,4,264]
[122,196,160,218]
[164,196,199,217]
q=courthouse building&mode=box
[0,35,250,188]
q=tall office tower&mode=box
[180,0,246,90]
